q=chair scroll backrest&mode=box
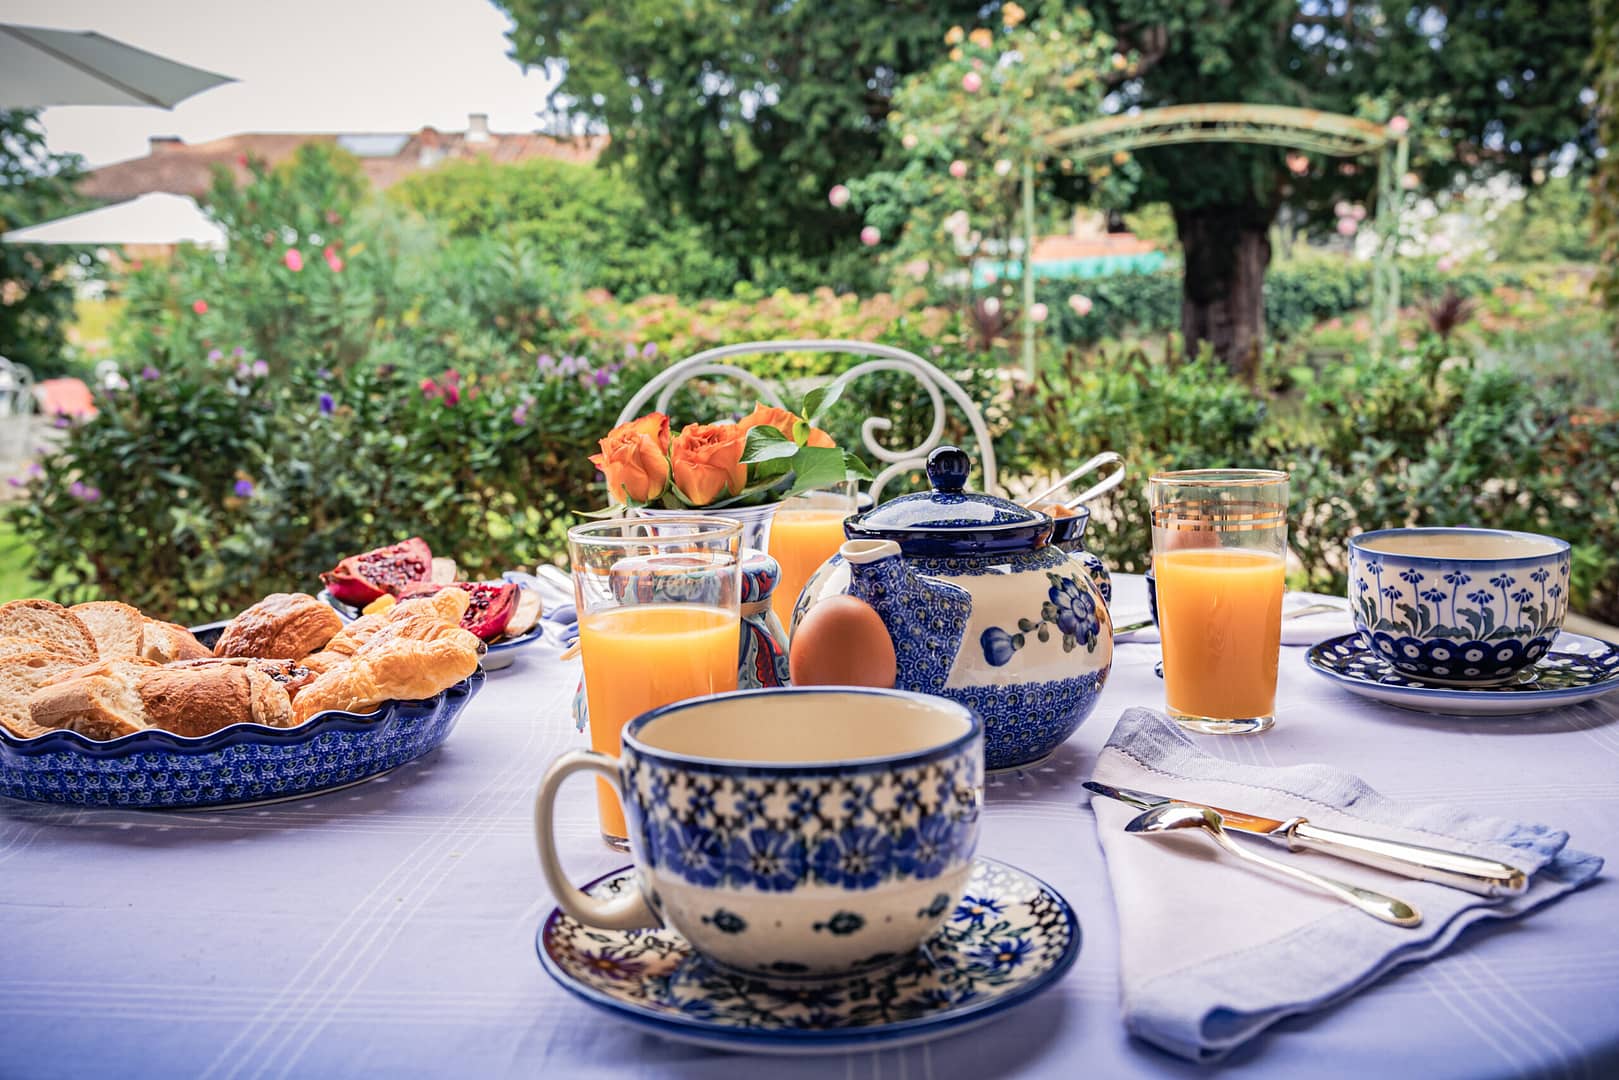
[613,339,999,501]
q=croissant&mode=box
[292,622,481,722]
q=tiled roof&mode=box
[79,128,609,203]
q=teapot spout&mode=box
[842,539,969,694]
[841,539,908,604]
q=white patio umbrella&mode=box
[0,23,233,109]
[1,192,225,249]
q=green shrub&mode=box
[10,357,650,622]
[1018,342,1619,622]
[391,157,738,300]
[1032,258,1521,345]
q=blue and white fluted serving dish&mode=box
[538,856,1080,1056]
[319,570,555,671]
[0,621,485,809]
[1307,631,1619,716]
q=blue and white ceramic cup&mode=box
[535,687,983,978]
[1349,527,1571,686]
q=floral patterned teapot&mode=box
[791,446,1112,770]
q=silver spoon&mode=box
[1126,804,1423,928]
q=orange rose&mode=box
[737,402,835,449]
[589,413,671,504]
[620,411,671,448]
[670,422,749,505]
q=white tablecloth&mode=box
[2,575,1616,1079]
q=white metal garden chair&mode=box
[614,339,1001,500]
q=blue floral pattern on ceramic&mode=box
[1048,507,1112,605]
[980,572,1102,667]
[1306,631,1619,716]
[0,670,484,809]
[1349,529,1571,685]
[937,670,1106,769]
[621,737,980,893]
[843,548,973,696]
[608,687,983,978]
[537,857,1081,1056]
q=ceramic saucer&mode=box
[537,856,1080,1055]
[1307,631,1619,716]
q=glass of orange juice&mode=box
[1148,470,1289,735]
[767,480,857,634]
[569,515,743,849]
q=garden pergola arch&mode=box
[1017,103,1409,371]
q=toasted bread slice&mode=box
[0,652,96,739]
[70,601,146,660]
[0,601,97,663]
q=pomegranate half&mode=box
[321,537,433,606]
[397,580,520,641]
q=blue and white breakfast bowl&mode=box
[535,687,983,979]
[1348,527,1571,686]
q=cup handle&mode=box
[533,749,660,930]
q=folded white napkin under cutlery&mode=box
[1087,708,1603,1063]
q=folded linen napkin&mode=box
[1113,590,1355,647]
[1088,707,1603,1063]
[505,568,578,648]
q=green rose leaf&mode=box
[741,424,799,464]
[799,381,845,425]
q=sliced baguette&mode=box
[140,619,212,663]
[29,660,294,740]
[0,601,97,663]
[70,601,146,660]
[26,659,156,740]
[0,652,99,739]
[0,634,77,663]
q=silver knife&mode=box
[1083,780,1527,898]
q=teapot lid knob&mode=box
[926,446,971,494]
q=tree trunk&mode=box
[1175,204,1272,379]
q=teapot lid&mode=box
[844,446,1052,556]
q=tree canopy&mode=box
[0,110,98,377]
[496,0,983,288]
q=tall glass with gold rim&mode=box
[1148,469,1290,735]
[568,515,743,849]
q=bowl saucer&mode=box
[1306,631,1619,716]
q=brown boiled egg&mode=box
[788,595,897,688]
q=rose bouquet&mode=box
[589,386,870,509]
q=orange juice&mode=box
[1154,548,1285,721]
[579,604,740,837]
[767,509,850,629]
